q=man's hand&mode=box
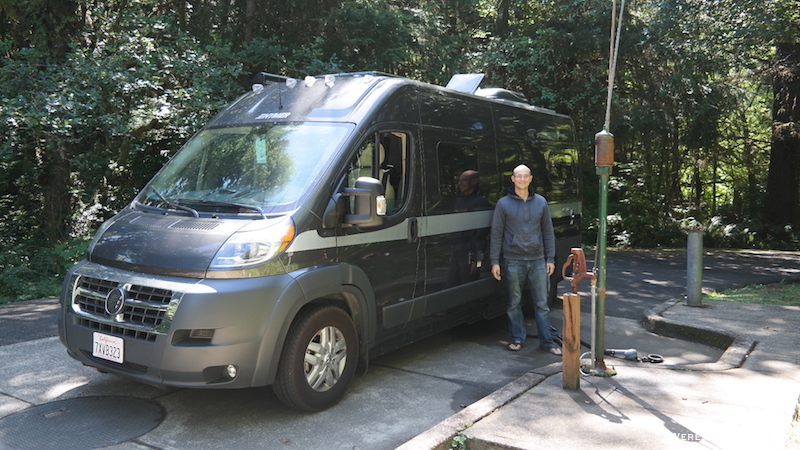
[546,262,555,276]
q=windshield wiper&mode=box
[147,187,200,218]
[177,198,267,219]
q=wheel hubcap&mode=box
[304,325,347,392]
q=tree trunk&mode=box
[244,0,257,43]
[764,42,800,228]
[40,140,72,244]
[496,0,510,38]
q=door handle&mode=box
[407,217,418,243]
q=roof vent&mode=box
[446,74,485,94]
[252,72,294,85]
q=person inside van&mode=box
[489,164,562,356]
[447,170,491,286]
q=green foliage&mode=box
[450,433,468,450]
[0,3,247,302]
[0,238,89,304]
[321,0,419,73]
[449,425,473,450]
[1,5,245,239]
[0,0,798,302]
[482,0,611,119]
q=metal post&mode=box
[594,162,609,368]
[589,0,625,378]
[592,131,616,377]
[687,231,704,307]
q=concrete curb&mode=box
[640,298,757,371]
[397,362,562,450]
[401,299,756,450]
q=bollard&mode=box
[687,230,703,307]
[562,293,581,390]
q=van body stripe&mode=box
[285,202,580,253]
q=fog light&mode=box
[226,365,238,379]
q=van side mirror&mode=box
[343,177,387,228]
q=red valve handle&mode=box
[562,248,595,293]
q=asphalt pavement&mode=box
[1,248,799,449]
[599,248,800,319]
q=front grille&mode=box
[73,275,177,342]
[77,317,159,342]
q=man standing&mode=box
[490,164,561,355]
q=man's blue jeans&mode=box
[504,258,555,348]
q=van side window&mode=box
[348,131,409,215]
[429,142,491,214]
[546,149,579,202]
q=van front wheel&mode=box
[273,306,358,411]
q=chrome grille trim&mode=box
[70,272,184,342]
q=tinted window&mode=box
[348,131,410,215]
[427,141,496,215]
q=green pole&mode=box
[593,130,616,376]
[589,0,624,378]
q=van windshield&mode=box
[139,122,353,215]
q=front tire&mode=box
[273,305,358,412]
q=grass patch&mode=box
[703,280,800,307]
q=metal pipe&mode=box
[594,165,610,366]
[687,231,704,307]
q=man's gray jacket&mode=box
[490,187,556,266]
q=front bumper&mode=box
[58,261,294,389]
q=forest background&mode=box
[0,0,798,303]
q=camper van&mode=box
[58,72,581,411]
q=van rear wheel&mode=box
[273,306,358,412]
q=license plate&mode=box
[92,332,124,364]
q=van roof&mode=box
[206,72,565,128]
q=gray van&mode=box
[58,72,581,411]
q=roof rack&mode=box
[251,71,401,86]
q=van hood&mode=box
[88,210,253,277]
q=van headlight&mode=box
[209,219,295,270]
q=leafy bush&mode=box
[0,239,89,304]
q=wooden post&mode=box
[562,293,581,390]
